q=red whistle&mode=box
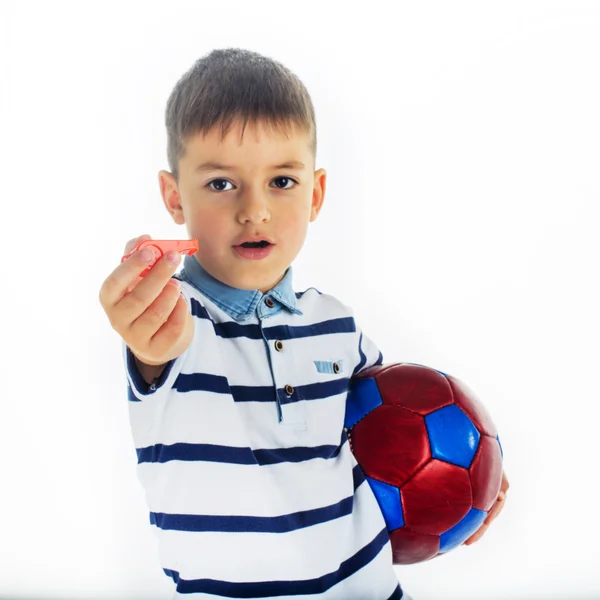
[122,239,199,277]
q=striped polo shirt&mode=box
[123,254,405,599]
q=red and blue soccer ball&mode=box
[344,363,504,564]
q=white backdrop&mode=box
[1,1,599,599]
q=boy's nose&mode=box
[237,195,271,223]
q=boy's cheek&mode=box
[189,213,231,246]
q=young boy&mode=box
[100,47,413,599]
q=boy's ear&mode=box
[310,168,326,222]
[159,170,186,225]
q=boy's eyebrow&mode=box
[195,160,306,172]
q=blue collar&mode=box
[177,254,304,322]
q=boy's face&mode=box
[159,119,326,294]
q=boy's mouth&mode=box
[232,234,275,248]
[237,241,272,249]
[233,241,275,260]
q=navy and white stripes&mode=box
[123,264,403,599]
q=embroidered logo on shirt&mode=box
[314,360,344,374]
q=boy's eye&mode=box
[206,177,297,192]
[272,176,296,189]
[207,179,233,192]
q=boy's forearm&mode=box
[134,355,168,385]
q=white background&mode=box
[1,1,599,599]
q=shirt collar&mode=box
[177,254,303,322]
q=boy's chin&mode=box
[236,271,287,293]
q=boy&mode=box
[99,48,504,599]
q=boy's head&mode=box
[158,48,326,294]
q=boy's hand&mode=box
[463,470,510,546]
[98,234,194,366]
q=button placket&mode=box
[265,315,307,428]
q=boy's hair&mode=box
[165,48,317,183]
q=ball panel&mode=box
[402,362,448,377]
[402,459,472,535]
[344,377,383,430]
[356,363,398,380]
[389,527,440,565]
[375,364,454,415]
[350,405,430,487]
[425,404,480,468]
[469,435,503,511]
[439,508,487,553]
[447,375,497,437]
[366,476,404,530]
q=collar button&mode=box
[265,297,275,308]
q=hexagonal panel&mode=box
[389,527,440,565]
[375,364,454,415]
[351,405,430,487]
[469,435,503,511]
[424,404,480,468]
[403,362,448,377]
[401,459,472,535]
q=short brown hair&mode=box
[165,48,317,183]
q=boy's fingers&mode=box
[117,252,181,317]
[100,243,162,309]
[124,234,152,255]
[462,490,507,547]
[487,492,506,522]
[129,282,188,352]
[463,523,488,545]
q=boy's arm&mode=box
[123,285,197,400]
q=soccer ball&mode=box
[344,362,503,564]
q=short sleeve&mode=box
[349,310,384,377]
[352,326,384,377]
[123,341,184,401]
